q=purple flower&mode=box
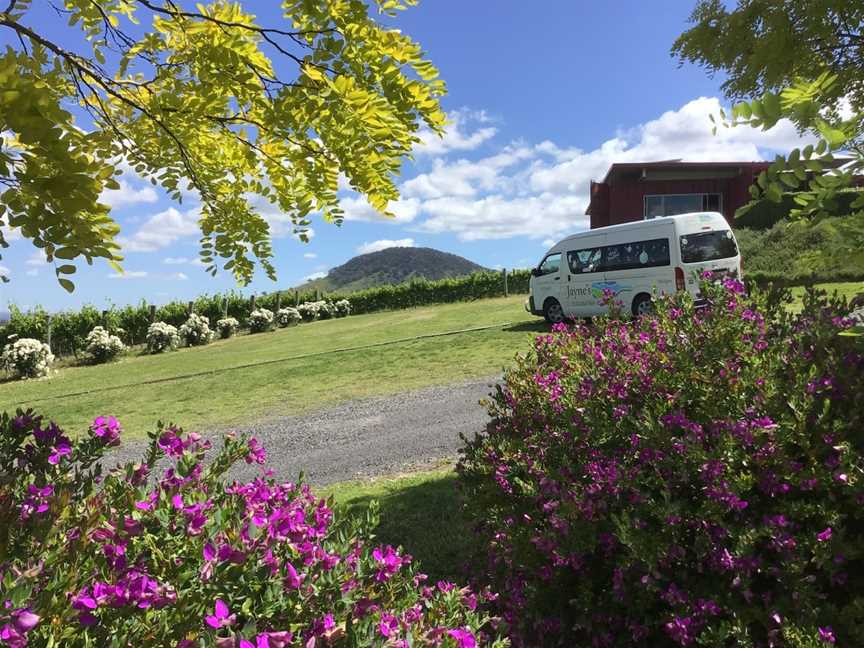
[379,613,399,637]
[205,599,235,629]
[818,626,836,644]
[245,437,267,465]
[47,436,72,465]
[817,527,833,542]
[90,416,121,447]
[447,628,477,648]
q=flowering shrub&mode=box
[275,307,301,328]
[459,280,864,646]
[145,322,180,354]
[1,338,54,379]
[248,308,274,333]
[178,313,214,346]
[215,317,239,339]
[319,301,337,320]
[0,412,505,647]
[84,327,125,363]
[334,299,352,318]
[297,301,326,322]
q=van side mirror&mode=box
[531,267,539,277]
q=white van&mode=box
[526,212,742,322]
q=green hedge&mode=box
[0,270,530,357]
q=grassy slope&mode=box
[0,296,538,438]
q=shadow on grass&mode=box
[502,320,549,333]
[331,472,477,583]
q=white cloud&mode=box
[100,177,158,209]
[418,192,588,241]
[26,250,47,266]
[118,207,199,253]
[108,270,149,280]
[341,195,421,224]
[303,252,317,259]
[167,272,188,281]
[414,109,497,156]
[25,268,38,277]
[0,264,10,277]
[304,271,327,281]
[1,225,21,243]
[402,145,534,200]
[356,238,415,255]
[408,96,813,241]
[542,239,555,247]
[163,256,205,266]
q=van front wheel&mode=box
[632,293,653,317]
[543,298,565,324]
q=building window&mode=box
[643,194,722,219]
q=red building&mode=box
[586,160,771,229]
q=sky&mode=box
[0,0,812,312]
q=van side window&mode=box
[567,248,602,273]
[603,238,670,271]
[538,253,561,276]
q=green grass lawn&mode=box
[0,297,540,438]
[322,466,473,583]
[788,281,863,310]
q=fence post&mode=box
[275,293,282,313]
[502,268,509,297]
[250,294,256,311]
[295,291,300,306]
[316,289,321,302]
[46,315,52,352]
[148,304,156,323]
[222,296,228,318]
[101,309,109,328]
[186,301,194,316]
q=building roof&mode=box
[599,160,769,184]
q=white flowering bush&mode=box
[146,322,180,354]
[1,338,54,379]
[334,299,352,317]
[297,300,326,322]
[178,313,213,346]
[248,308,274,333]
[320,301,338,320]
[84,326,125,363]
[216,317,239,339]
[275,307,301,327]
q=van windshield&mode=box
[679,231,738,263]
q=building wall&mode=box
[589,163,769,229]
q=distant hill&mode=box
[300,247,488,293]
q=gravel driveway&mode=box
[106,377,500,485]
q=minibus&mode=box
[525,212,742,322]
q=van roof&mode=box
[558,212,725,244]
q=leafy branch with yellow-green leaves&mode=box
[0,0,446,290]
[674,0,864,226]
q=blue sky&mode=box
[0,1,809,311]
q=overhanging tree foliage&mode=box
[0,0,446,289]
[674,1,864,224]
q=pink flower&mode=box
[205,599,235,629]
[817,527,833,542]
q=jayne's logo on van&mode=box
[567,286,591,298]
[590,281,629,299]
